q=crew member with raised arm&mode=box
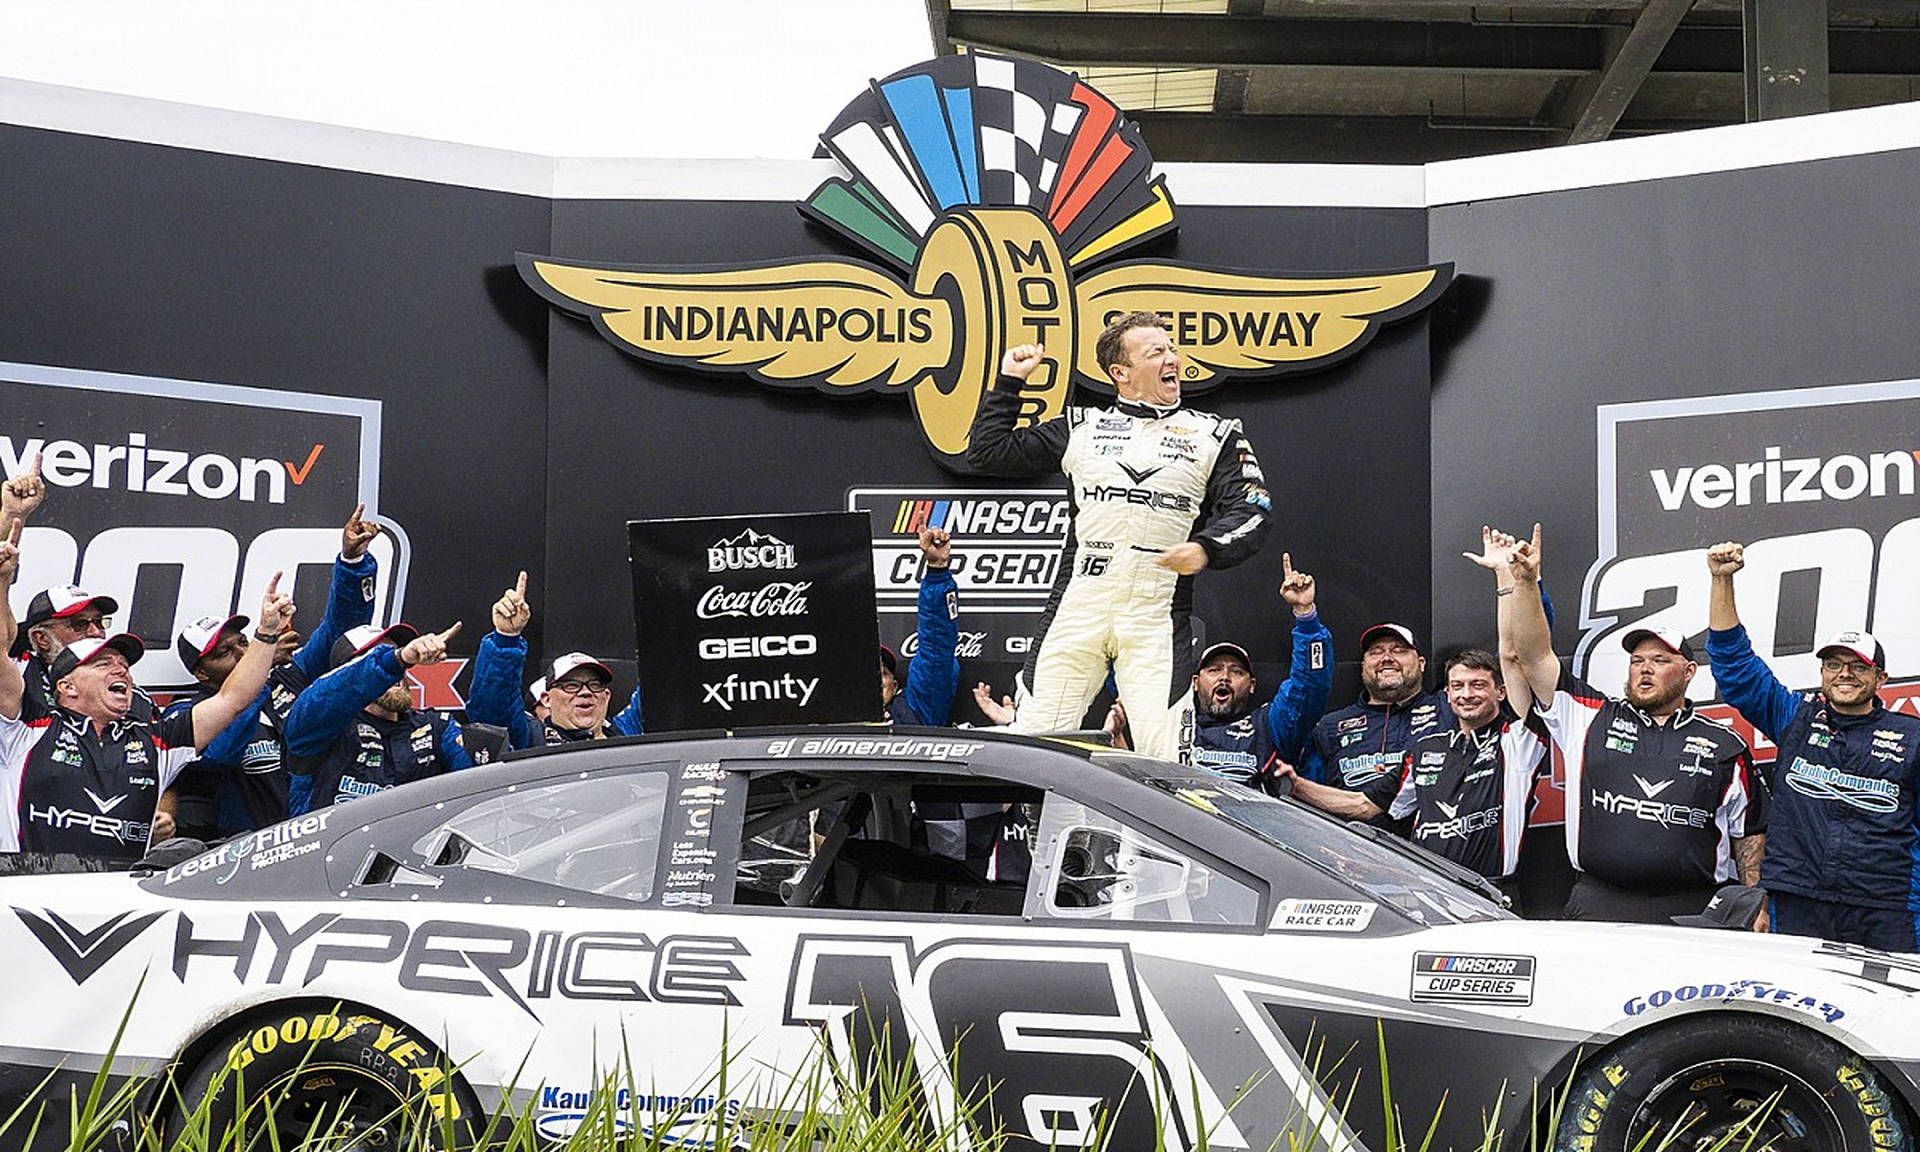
[466,572,642,747]
[1191,553,1332,789]
[0,523,293,859]
[966,311,1271,762]
[1705,541,1920,950]
[1492,525,1765,926]
[282,621,470,814]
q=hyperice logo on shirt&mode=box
[1783,757,1900,813]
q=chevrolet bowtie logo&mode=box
[519,53,1451,471]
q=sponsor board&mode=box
[1411,953,1536,1006]
[630,512,877,728]
[850,486,1068,660]
[1575,380,1920,729]
[1,362,411,689]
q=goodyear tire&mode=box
[175,1005,479,1150]
[1555,1015,1914,1151]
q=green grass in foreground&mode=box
[1,999,1791,1152]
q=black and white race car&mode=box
[2,727,1916,1151]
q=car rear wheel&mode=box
[174,1005,478,1150]
[1555,1014,1914,1151]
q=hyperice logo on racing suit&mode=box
[1416,803,1498,842]
[1782,757,1901,812]
[1079,484,1197,513]
[28,789,147,847]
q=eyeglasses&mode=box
[52,614,111,634]
[551,679,611,698]
[1821,657,1876,676]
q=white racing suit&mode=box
[967,375,1272,762]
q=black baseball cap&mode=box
[1621,626,1695,662]
[1672,884,1767,930]
[47,633,146,683]
[176,614,250,672]
[11,586,119,658]
[1359,623,1421,654]
[1197,642,1253,673]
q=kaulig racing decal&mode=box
[519,53,1447,471]
[1575,380,1920,741]
[1,362,411,689]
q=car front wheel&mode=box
[173,1005,478,1150]
[1555,1014,1914,1151]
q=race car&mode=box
[1,726,1916,1151]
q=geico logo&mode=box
[697,634,817,660]
[1591,792,1712,828]
[0,434,319,505]
[1005,635,1033,654]
[1416,808,1499,840]
[695,582,811,619]
[1650,446,1916,511]
[1079,485,1196,513]
[1579,523,1920,692]
[27,806,146,843]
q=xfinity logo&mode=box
[696,634,816,660]
[1649,446,1916,511]
[1079,485,1196,513]
[702,673,819,711]
[695,581,810,619]
[1,433,321,506]
[707,530,796,572]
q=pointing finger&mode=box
[350,502,365,523]
[1531,522,1543,552]
[1281,551,1295,580]
[265,570,282,597]
[514,570,528,598]
[438,622,463,643]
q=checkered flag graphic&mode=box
[974,55,1083,207]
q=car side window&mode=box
[410,771,669,903]
[1028,797,1260,926]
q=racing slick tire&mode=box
[172,1004,480,1149]
[1554,1014,1914,1152]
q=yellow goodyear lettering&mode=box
[409,1064,461,1121]
[1603,1062,1629,1088]
[1837,1062,1901,1148]
[250,1026,279,1056]
[278,1017,307,1045]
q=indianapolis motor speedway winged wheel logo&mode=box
[519,54,1452,470]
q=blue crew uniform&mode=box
[1707,624,1920,951]
[1192,612,1332,788]
[466,633,643,748]
[282,644,471,814]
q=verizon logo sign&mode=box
[0,434,324,505]
[1649,446,1917,511]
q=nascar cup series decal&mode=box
[1411,953,1536,1006]
[1,362,410,688]
[519,54,1449,471]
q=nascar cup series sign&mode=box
[629,512,878,729]
[1576,379,1920,714]
[1,362,410,688]
[519,53,1449,473]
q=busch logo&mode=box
[695,581,811,619]
[707,529,796,573]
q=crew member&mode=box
[0,526,294,860]
[465,571,642,746]
[282,621,470,813]
[1279,650,1547,900]
[164,503,382,834]
[882,527,960,726]
[1705,541,1920,951]
[1299,623,1449,827]
[1493,524,1765,926]
[966,312,1272,762]
[1191,553,1331,788]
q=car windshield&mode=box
[1099,758,1508,926]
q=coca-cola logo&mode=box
[696,581,812,619]
[900,630,986,659]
